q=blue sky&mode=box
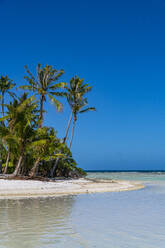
[1,0,165,170]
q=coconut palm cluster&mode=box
[0,64,95,178]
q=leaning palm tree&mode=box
[50,77,95,177]
[19,64,66,127]
[63,76,92,144]
[0,76,15,117]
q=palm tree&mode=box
[28,127,50,177]
[63,76,92,144]
[0,98,19,174]
[0,94,38,176]
[0,76,15,117]
[0,124,12,174]
[20,64,66,127]
[64,76,95,148]
[29,128,64,177]
[0,76,15,171]
[0,123,10,173]
[0,94,39,175]
[13,96,38,176]
[50,77,95,177]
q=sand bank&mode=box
[0,178,144,199]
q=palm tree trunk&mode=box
[2,93,4,117]
[29,158,40,177]
[4,151,10,174]
[50,157,60,178]
[69,117,76,149]
[13,155,23,176]
[39,95,44,128]
[63,111,73,143]
[0,142,2,173]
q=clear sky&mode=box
[0,0,165,170]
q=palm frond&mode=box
[49,82,67,90]
[48,94,63,112]
[79,107,96,113]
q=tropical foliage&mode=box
[0,64,95,178]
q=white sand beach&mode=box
[0,178,144,199]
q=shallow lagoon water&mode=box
[0,172,165,248]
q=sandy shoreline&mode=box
[0,178,144,199]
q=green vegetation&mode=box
[0,64,95,178]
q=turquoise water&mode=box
[87,171,165,182]
[0,172,165,247]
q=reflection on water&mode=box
[0,173,165,247]
[0,197,75,248]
